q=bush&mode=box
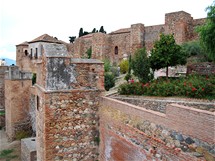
[15,130,31,140]
[119,60,129,74]
[86,47,92,59]
[104,73,115,91]
[32,73,36,85]
[124,73,132,82]
[118,74,215,99]
[110,67,119,77]
[103,59,111,72]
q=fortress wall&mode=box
[100,97,215,161]
[35,57,104,161]
[0,66,8,110]
[5,78,32,140]
[109,32,131,63]
[144,24,165,51]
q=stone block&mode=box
[21,137,37,161]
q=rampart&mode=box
[5,66,32,140]
[100,97,215,161]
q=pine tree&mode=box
[79,28,84,37]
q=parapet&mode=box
[5,66,32,80]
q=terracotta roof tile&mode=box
[28,34,63,44]
[16,41,29,46]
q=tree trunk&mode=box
[166,66,169,78]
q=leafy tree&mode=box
[197,1,215,62]
[69,36,76,43]
[131,48,152,83]
[150,34,187,77]
[99,26,106,33]
[79,28,84,37]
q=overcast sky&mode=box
[0,0,213,60]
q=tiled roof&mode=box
[16,41,29,46]
[28,34,63,44]
[110,28,131,34]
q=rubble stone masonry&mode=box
[0,66,8,110]
[100,97,215,161]
[35,56,104,161]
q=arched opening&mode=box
[114,46,118,55]
[24,50,28,56]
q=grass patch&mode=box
[0,111,5,116]
[0,149,18,161]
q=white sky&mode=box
[0,0,213,60]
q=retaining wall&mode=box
[100,96,215,161]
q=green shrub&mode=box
[118,74,215,99]
[124,73,132,82]
[110,67,119,77]
[104,73,115,91]
[86,47,92,59]
[119,60,129,74]
[32,73,36,85]
[103,59,111,72]
[15,130,31,140]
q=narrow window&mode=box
[115,46,118,55]
[35,48,38,59]
[30,48,33,59]
[37,96,40,111]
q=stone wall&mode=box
[99,97,215,161]
[36,89,101,161]
[110,95,215,113]
[187,62,215,75]
[144,25,165,51]
[35,57,104,161]
[109,32,130,64]
[130,23,145,54]
[5,66,32,140]
[0,66,8,110]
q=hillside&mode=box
[0,58,16,65]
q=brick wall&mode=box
[100,97,215,161]
[35,56,104,160]
[5,68,32,140]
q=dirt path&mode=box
[0,130,21,161]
